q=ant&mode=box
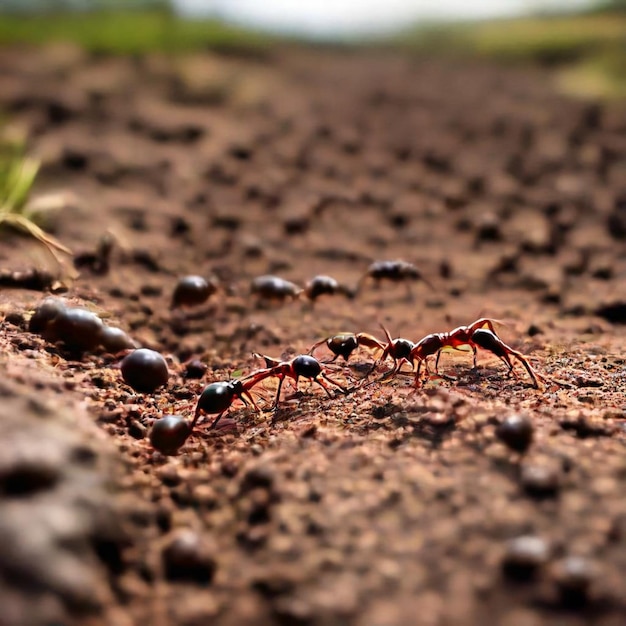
[192,377,262,430]
[302,275,355,303]
[307,332,385,362]
[410,318,544,388]
[357,260,432,298]
[250,275,302,302]
[367,325,417,379]
[248,353,349,411]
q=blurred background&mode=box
[0,0,623,99]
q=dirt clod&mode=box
[161,529,217,584]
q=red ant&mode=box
[308,332,385,362]
[367,325,417,379]
[409,318,544,388]
[248,353,349,410]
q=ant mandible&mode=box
[409,318,544,388]
[248,353,349,410]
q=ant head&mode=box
[393,338,415,359]
[229,378,245,394]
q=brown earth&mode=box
[0,42,625,626]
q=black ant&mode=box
[303,275,355,302]
[308,332,385,362]
[193,378,262,430]
[149,376,262,453]
[357,260,432,297]
[367,325,417,379]
[250,275,302,302]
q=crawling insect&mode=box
[357,260,433,297]
[410,318,543,388]
[248,353,348,411]
[368,325,417,379]
[192,378,262,430]
[250,275,302,301]
[307,332,385,362]
[302,275,355,302]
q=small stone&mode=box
[101,327,137,353]
[127,420,147,440]
[240,465,275,493]
[475,212,502,242]
[552,556,596,607]
[28,297,67,334]
[496,414,534,454]
[46,307,105,352]
[149,415,191,455]
[520,464,560,498]
[184,359,207,379]
[157,465,182,487]
[171,275,218,308]
[502,535,550,582]
[121,349,169,393]
[162,529,216,584]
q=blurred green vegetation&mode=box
[0,127,71,264]
[397,12,626,98]
[0,2,623,98]
[0,9,273,55]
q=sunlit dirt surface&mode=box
[0,44,625,626]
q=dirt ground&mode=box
[0,42,625,626]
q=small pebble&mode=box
[240,465,275,493]
[47,307,105,352]
[496,414,534,454]
[101,327,137,353]
[121,348,169,393]
[171,275,217,308]
[520,464,560,498]
[128,420,147,440]
[28,297,67,334]
[502,535,550,582]
[552,556,596,607]
[162,529,216,583]
[149,415,191,454]
[184,359,207,379]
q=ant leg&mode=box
[413,360,423,386]
[471,329,543,388]
[307,338,326,356]
[208,410,227,429]
[472,345,478,368]
[511,351,544,388]
[320,372,349,393]
[242,391,262,414]
[273,375,285,410]
[435,350,442,373]
[313,378,335,398]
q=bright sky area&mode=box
[173,0,595,37]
